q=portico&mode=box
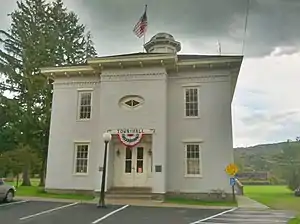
[106,129,154,190]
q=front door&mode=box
[113,144,148,187]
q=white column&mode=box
[151,131,167,193]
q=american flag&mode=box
[133,5,148,38]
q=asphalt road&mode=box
[0,200,226,224]
[199,208,294,224]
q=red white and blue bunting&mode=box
[118,133,143,147]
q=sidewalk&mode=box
[236,195,269,209]
[93,198,234,210]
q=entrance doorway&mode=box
[113,144,149,187]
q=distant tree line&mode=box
[234,137,300,190]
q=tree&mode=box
[272,140,300,190]
[0,95,19,155]
[0,0,97,186]
[85,31,97,59]
[0,145,39,187]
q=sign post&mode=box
[225,163,238,202]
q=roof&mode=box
[92,52,163,58]
[90,52,243,61]
[41,53,243,70]
[177,54,243,61]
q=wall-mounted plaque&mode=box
[155,165,162,173]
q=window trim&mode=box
[183,85,200,119]
[119,95,144,110]
[73,141,90,176]
[184,142,203,178]
[77,90,93,121]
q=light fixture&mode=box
[103,132,112,143]
[98,131,112,208]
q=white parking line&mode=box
[91,204,129,224]
[19,202,79,221]
[0,200,28,207]
[212,217,287,223]
[189,207,237,224]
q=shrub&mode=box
[241,180,271,185]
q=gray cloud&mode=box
[61,0,300,57]
[1,0,300,57]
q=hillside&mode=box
[233,141,300,182]
[234,142,287,155]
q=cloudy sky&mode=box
[1,0,300,147]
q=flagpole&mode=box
[143,34,146,52]
[142,4,147,53]
[217,40,221,55]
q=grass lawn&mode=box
[244,185,300,224]
[5,179,94,201]
[164,197,237,207]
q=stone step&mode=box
[108,187,152,194]
[97,187,153,200]
[106,193,152,200]
[107,190,152,195]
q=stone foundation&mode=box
[151,193,165,201]
[166,191,233,202]
[45,188,234,202]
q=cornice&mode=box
[100,72,167,82]
[168,74,230,83]
[51,73,229,87]
[53,81,101,88]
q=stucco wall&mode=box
[45,76,101,190]
[45,66,235,194]
[96,67,168,193]
[166,69,234,194]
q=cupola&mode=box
[144,32,181,54]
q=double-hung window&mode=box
[78,91,92,120]
[74,144,89,174]
[185,143,202,177]
[184,87,200,118]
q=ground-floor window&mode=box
[74,143,89,174]
[185,143,202,177]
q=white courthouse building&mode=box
[42,33,243,200]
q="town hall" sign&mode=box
[108,128,154,147]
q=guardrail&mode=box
[235,178,244,195]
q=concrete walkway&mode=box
[93,198,234,210]
[236,195,269,209]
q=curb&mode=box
[15,196,234,210]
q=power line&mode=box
[242,0,250,55]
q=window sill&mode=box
[73,173,89,176]
[184,174,203,178]
[184,116,200,119]
[76,118,91,122]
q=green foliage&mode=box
[235,139,300,190]
[0,0,97,185]
[5,178,94,200]
[278,142,300,190]
[85,31,97,59]
[240,180,271,185]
